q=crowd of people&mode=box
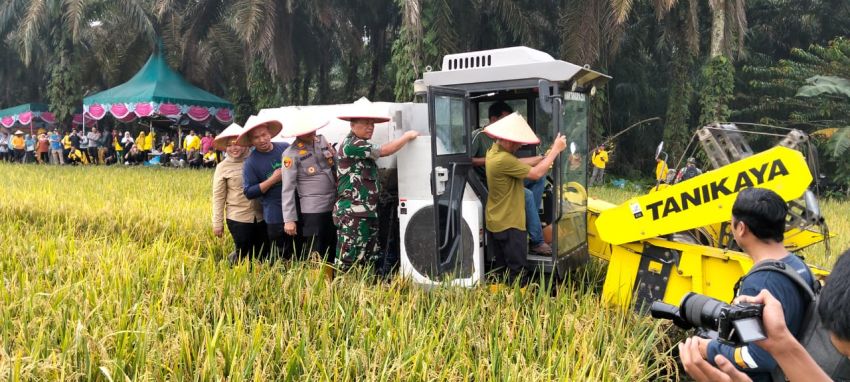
[0,127,222,168]
[211,104,418,281]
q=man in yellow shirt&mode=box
[183,130,201,159]
[590,144,609,186]
[11,130,25,163]
[484,112,567,285]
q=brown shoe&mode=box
[530,242,553,255]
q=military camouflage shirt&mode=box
[335,132,382,218]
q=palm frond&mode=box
[797,76,850,98]
[609,0,634,25]
[62,0,88,42]
[0,0,27,38]
[654,0,679,20]
[116,0,155,41]
[832,127,850,157]
[19,0,48,65]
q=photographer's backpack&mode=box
[740,260,850,382]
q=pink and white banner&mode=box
[40,112,56,124]
[134,103,155,117]
[1,116,15,128]
[87,104,107,120]
[18,111,33,125]
[215,108,233,123]
[187,106,211,122]
[82,102,233,124]
[158,103,181,118]
[110,104,132,119]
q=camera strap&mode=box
[734,259,818,301]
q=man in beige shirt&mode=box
[212,123,268,263]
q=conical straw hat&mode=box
[213,123,243,150]
[236,112,284,146]
[280,110,329,138]
[483,112,540,145]
[13,130,24,135]
[337,97,390,123]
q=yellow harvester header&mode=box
[595,146,813,245]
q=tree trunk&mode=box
[368,25,388,100]
[301,68,312,105]
[709,0,726,58]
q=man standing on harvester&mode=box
[483,112,567,285]
[471,101,551,255]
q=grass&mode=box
[0,163,846,381]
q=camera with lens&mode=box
[650,292,766,346]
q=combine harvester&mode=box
[259,46,831,310]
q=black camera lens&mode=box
[679,292,729,331]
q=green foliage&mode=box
[664,50,696,159]
[739,38,850,190]
[390,0,424,101]
[797,76,850,99]
[247,59,284,110]
[739,38,850,126]
[45,41,82,125]
[698,55,735,125]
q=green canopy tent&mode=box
[82,42,233,136]
[0,103,57,134]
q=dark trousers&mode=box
[266,223,302,261]
[13,149,24,162]
[300,212,337,263]
[87,147,99,164]
[226,219,270,260]
[488,228,530,285]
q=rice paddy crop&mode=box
[0,163,845,381]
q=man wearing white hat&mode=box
[334,105,418,272]
[11,130,25,163]
[472,101,551,255]
[484,112,567,285]
[280,111,338,267]
[237,112,295,260]
[212,123,268,263]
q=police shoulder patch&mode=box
[283,156,293,169]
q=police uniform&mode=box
[282,134,338,261]
[333,132,382,271]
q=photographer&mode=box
[686,188,816,381]
[681,248,850,382]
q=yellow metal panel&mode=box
[601,245,642,308]
[601,237,831,310]
[595,146,813,245]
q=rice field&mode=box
[0,163,846,381]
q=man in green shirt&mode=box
[473,101,551,255]
[484,112,567,285]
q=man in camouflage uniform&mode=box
[334,110,418,272]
